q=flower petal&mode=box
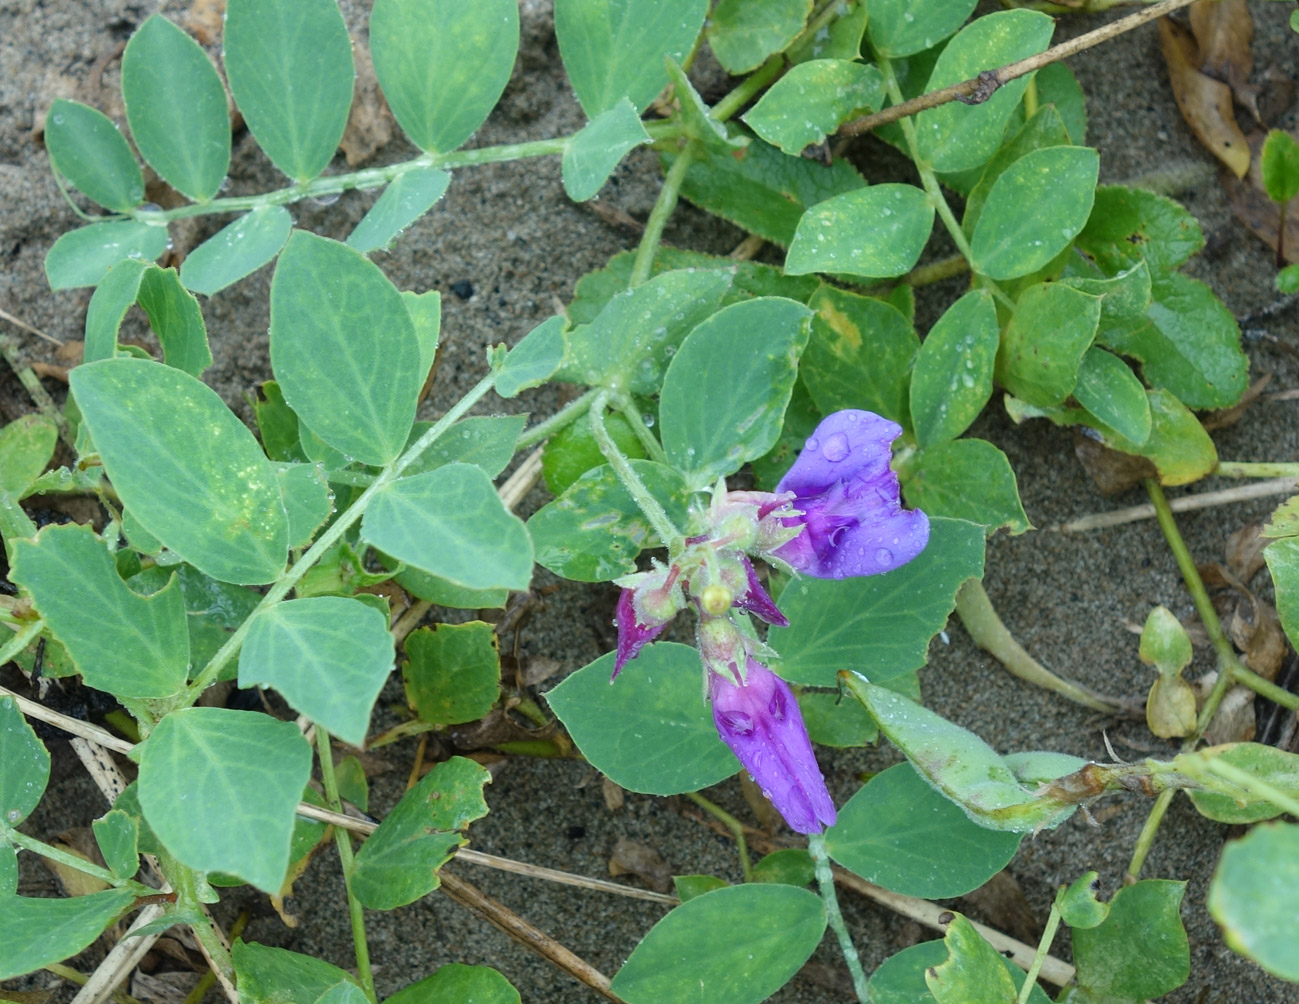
[613,589,666,679]
[734,556,788,627]
[777,410,900,500]
[709,660,836,834]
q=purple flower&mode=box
[732,556,788,627]
[613,588,667,679]
[772,410,929,580]
[710,658,837,834]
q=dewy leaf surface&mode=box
[70,358,288,585]
[403,622,501,726]
[562,98,650,202]
[238,597,394,747]
[346,168,451,253]
[0,889,137,982]
[546,643,739,794]
[868,0,976,57]
[901,438,1030,534]
[180,207,293,296]
[371,0,519,153]
[744,59,884,156]
[270,231,421,466]
[909,289,999,446]
[1071,880,1190,1000]
[610,884,825,1004]
[137,708,312,893]
[0,694,50,827]
[706,0,811,74]
[44,99,144,212]
[45,222,169,290]
[786,184,934,279]
[555,0,708,116]
[11,524,189,698]
[224,0,354,182]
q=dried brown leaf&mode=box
[1224,130,1299,263]
[1146,674,1198,738]
[185,0,226,47]
[1228,596,1288,679]
[1159,17,1251,178]
[1202,372,1271,431]
[1204,683,1256,744]
[1188,0,1253,99]
[131,970,201,1004]
[1072,429,1157,495]
[1225,521,1270,583]
[608,837,672,893]
[518,655,562,688]
[602,776,625,812]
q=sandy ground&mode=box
[2,0,1298,1000]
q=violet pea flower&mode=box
[772,410,929,580]
[710,658,837,834]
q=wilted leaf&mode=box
[1188,0,1253,103]
[1159,17,1250,178]
[1225,131,1299,263]
[1072,428,1156,495]
[609,837,672,893]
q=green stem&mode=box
[1127,788,1175,881]
[515,388,600,450]
[614,394,668,464]
[902,253,970,287]
[712,56,785,123]
[181,370,499,704]
[1203,758,1299,818]
[172,865,236,982]
[1232,664,1299,710]
[683,791,752,881]
[2,828,125,886]
[955,579,1134,715]
[318,727,377,1003]
[589,392,683,555]
[808,832,867,1003]
[1017,897,1062,1004]
[1214,461,1299,479]
[629,145,695,288]
[44,963,145,1004]
[0,619,45,665]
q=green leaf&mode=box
[555,0,708,116]
[1189,743,1299,824]
[0,844,15,897]
[0,694,49,827]
[238,597,393,746]
[92,810,140,880]
[902,438,1029,534]
[529,459,691,581]
[927,914,1018,1004]
[71,358,288,584]
[11,524,189,698]
[362,464,533,590]
[402,415,524,481]
[347,168,451,253]
[121,15,230,201]
[869,939,1051,1004]
[743,59,883,156]
[401,290,442,388]
[915,11,1055,172]
[787,0,866,62]
[995,282,1100,407]
[674,874,729,902]
[1097,272,1247,411]
[180,207,293,296]
[845,678,1075,832]
[1267,537,1299,650]
[1208,821,1299,980]
[224,0,353,182]
[390,566,508,610]
[1105,388,1217,486]
[1261,129,1299,204]
[270,231,421,465]
[496,316,567,398]
[707,0,811,74]
[546,643,738,794]
[277,462,333,549]
[1264,496,1299,539]
[138,708,311,892]
[1059,872,1108,929]
[558,268,733,395]
[826,762,1021,898]
[610,884,825,1004]
[403,622,501,726]
[1076,185,1205,274]
[786,184,934,279]
[1138,605,1192,677]
[132,564,261,678]
[798,687,881,747]
[1072,347,1151,445]
[44,99,144,212]
[0,414,58,496]
[137,266,213,377]
[751,848,814,887]
[961,106,1073,236]
[673,138,866,247]
[800,285,918,427]
[769,517,985,685]
[868,0,976,58]
[910,289,998,446]
[1278,262,1299,294]
[0,889,136,981]
[350,757,490,909]
[562,99,650,202]
[370,0,518,153]
[385,965,521,1004]
[45,221,169,290]
[660,297,811,489]
[1072,880,1189,1001]
[1037,62,1087,144]
[84,258,150,364]
[233,941,365,1004]
[969,146,1099,280]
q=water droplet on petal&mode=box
[805,436,820,452]
[821,432,849,462]
[875,547,893,565]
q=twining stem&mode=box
[1233,664,1299,710]
[711,56,784,123]
[181,369,499,703]
[1016,896,1063,1004]
[808,833,868,1003]
[317,727,377,1004]
[683,791,752,881]
[629,145,695,288]
[614,394,669,465]
[1214,461,1299,480]
[589,391,684,556]
[2,828,125,887]
[516,388,600,451]
[954,579,1135,716]
[840,0,1201,138]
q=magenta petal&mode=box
[613,589,666,679]
[734,556,788,627]
[774,410,929,579]
[709,660,836,834]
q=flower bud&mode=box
[696,615,746,681]
[700,583,732,616]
